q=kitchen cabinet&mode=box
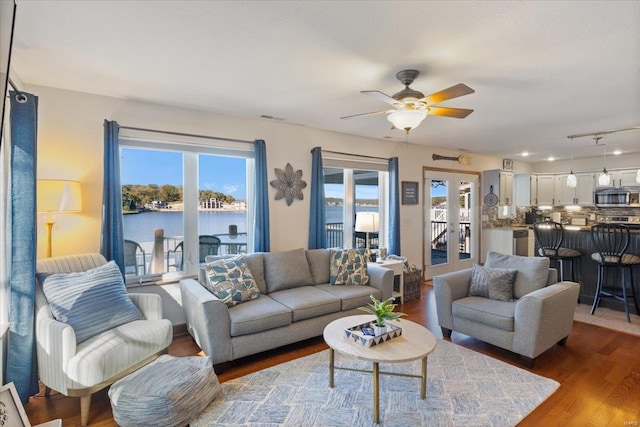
[515,174,537,206]
[481,228,534,263]
[536,175,555,206]
[482,170,513,206]
[555,173,594,206]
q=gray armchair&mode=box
[434,251,580,367]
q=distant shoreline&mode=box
[124,208,247,214]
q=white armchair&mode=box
[35,253,173,426]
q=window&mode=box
[120,138,253,284]
[323,164,387,249]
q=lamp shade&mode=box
[387,109,427,132]
[37,180,82,213]
[355,212,379,233]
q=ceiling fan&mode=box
[341,69,475,133]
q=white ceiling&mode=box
[10,1,640,162]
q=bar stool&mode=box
[533,221,581,282]
[590,223,640,322]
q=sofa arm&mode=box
[367,264,394,301]
[35,316,77,394]
[433,269,473,331]
[180,278,233,363]
[513,281,580,359]
[128,293,163,320]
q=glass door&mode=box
[423,170,479,279]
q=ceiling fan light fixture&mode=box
[387,109,427,133]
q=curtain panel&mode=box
[389,157,401,256]
[253,139,270,252]
[6,91,39,403]
[101,120,125,273]
[308,147,327,249]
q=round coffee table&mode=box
[323,315,437,424]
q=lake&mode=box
[123,205,376,244]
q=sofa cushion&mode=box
[39,261,143,343]
[263,248,314,293]
[269,287,341,322]
[242,253,267,294]
[203,257,260,307]
[315,284,381,311]
[70,318,172,385]
[330,249,369,286]
[452,296,516,332]
[485,251,550,299]
[228,295,291,337]
[306,249,331,285]
[469,264,516,302]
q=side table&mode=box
[370,259,404,303]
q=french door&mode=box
[423,169,480,279]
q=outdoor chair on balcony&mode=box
[124,239,146,276]
[167,235,221,270]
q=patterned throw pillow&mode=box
[39,261,143,343]
[329,249,369,286]
[469,264,517,302]
[203,257,260,307]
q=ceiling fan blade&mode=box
[428,106,474,119]
[361,90,398,105]
[424,83,475,105]
[340,109,390,119]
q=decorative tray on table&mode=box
[344,321,402,347]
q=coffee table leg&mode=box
[373,362,380,424]
[329,348,334,388]
[421,357,427,399]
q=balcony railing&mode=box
[431,221,471,255]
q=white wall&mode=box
[32,84,508,269]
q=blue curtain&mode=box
[6,91,39,403]
[308,147,327,249]
[253,139,270,252]
[101,120,125,273]
[389,157,401,256]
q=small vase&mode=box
[373,324,387,336]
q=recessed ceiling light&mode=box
[521,152,529,157]
[613,150,622,155]
[548,156,555,162]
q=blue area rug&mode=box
[192,339,559,427]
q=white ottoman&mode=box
[109,355,221,427]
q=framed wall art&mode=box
[401,181,419,205]
[502,158,514,171]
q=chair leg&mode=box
[80,394,91,427]
[520,355,535,369]
[441,327,452,338]
[591,265,603,315]
[557,336,568,346]
[44,386,51,397]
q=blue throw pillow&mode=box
[39,261,143,343]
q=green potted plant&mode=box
[358,295,407,335]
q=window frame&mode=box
[323,155,389,250]
[119,136,254,285]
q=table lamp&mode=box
[355,212,379,262]
[37,179,82,257]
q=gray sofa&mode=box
[180,248,394,364]
[434,251,580,367]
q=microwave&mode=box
[594,187,640,207]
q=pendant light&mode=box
[566,137,577,188]
[596,136,610,186]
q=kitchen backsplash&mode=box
[482,206,640,229]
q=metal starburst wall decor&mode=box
[270,163,307,206]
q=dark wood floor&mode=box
[26,283,640,426]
